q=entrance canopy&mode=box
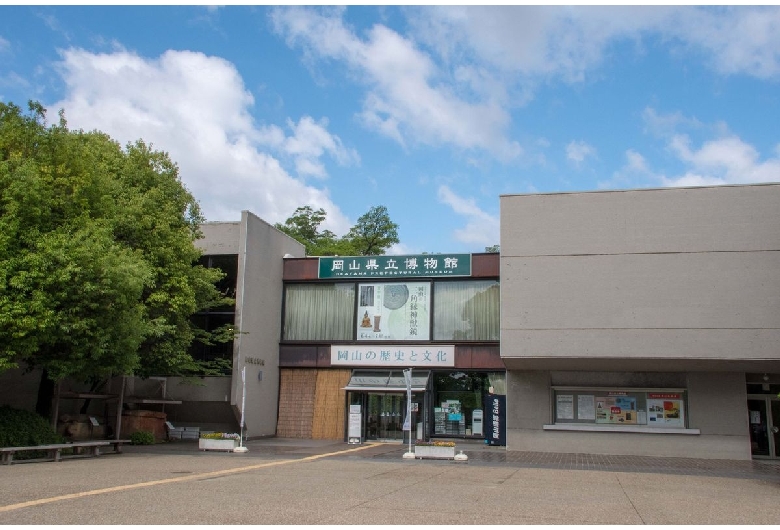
[343,370,430,392]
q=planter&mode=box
[414,445,456,459]
[199,438,238,451]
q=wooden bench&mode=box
[0,440,131,465]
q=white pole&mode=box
[234,366,249,453]
[402,368,414,459]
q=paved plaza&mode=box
[1,438,780,525]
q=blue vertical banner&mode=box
[484,394,506,446]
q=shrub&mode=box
[130,430,155,445]
[0,406,65,459]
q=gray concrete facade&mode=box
[499,184,780,459]
[197,211,305,438]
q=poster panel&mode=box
[556,395,574,420]
[595,395,638,424]
[357,282,430,341]
[646,393,684,427]
[577,395,596,420]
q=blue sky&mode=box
[1,6,779,254]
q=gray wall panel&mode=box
[686,372,748,436]
[501,253,780,330]
[233,211,305,437]
[501,184,780,256]
[500,328,780,361]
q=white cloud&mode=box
[599,149,654,190]
[282,116,359,179]
[270,6,780,168]
[642,107,702,138]
[410,6,670,83]
[565,140,596,166]
[51,47,353,233]
[671,7,780,80]
[663,134,780,186]
[603,112,780,190]
[413,6,780,82]
[270,7,522,161]
[437,185,499,247]
[0,71,30,91]
[0,36,9,53]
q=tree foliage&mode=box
[275,204,399,256]
[345,205,400,256]
[0,101,232,382]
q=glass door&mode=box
[367,393,404,441]
[747,396,780,458]
[361,392,426,442]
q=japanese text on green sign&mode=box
[319,254,471,278]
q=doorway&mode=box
[367,393,405,441]
[348,391,426,442]
[747,396,780,458]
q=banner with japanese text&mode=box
[331,345,455,367]
[356,282,430,341]
[319,254,471,279]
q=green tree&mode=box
[274,206,326,250]
[0,101,232,409]
[345,205,399,256]
[276,205,399,256]
[484,245,500,253]
[274,206,352,256]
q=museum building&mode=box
[2,183,779,460]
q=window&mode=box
[432,371,504,437]
[283,283,355,340]
[433,280,499,341]
[188,254,238,373]
[552,388,687,428]
[282,278,500,342]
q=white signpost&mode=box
[234,366,249,453]
[402,369,415,459]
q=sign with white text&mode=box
[319,254,471,279]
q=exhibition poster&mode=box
[356,282,430,341]
[646,393,684,427]
[595,395,638,424]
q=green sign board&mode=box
[318,254,472,279]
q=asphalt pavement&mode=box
[1,437,779,525]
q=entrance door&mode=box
[747,397,780,458]
[366,393,405,441]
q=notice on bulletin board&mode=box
[646,393,684,427]
[577,395,595,420]
[595,396,638,424]
[556,395,574,420]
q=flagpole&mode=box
[234,366,249,453]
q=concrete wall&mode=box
[196,212,305,437]
[506,370,752,459]
[231,211,305,438]
[499,184,779,459]
[500,184,780,364]
[198,222,241,254]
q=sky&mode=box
[1,5,779,255]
